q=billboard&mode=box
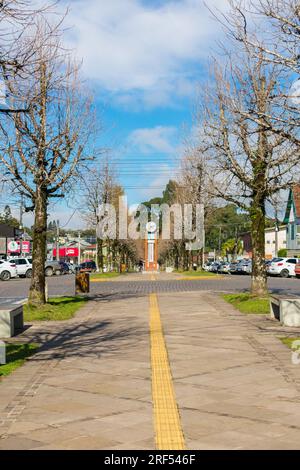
[7,240,31,254]
[53,247,79,258]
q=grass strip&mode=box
[0,343,39,377]
[223,293,270,314]
[24,296,88,322]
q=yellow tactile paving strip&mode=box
[149,293,186,450]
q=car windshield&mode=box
[272,258,284,263]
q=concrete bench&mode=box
[270,295,300,327]
[0,305,24,338]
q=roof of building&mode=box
[284,184,300,223]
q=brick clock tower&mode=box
[144,221,158,272]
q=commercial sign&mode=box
[7,240,19,252]
[7,240,31,254]
[53,247,79,258]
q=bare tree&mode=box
[82,158,118,272]
[223,0,300,74]
[0,1,62,108]
[201,46,300,295]
[0,25,95,305]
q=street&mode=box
[1,273,300,305]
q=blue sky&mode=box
[20,0,228,229]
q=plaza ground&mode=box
[1,273,300,449]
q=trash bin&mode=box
[75,272,90,294]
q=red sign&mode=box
[7,240,31,254]
[53,247,79,258]
[21,241,30,253]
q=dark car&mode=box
[79,261,97,273]
[59,261,70,274]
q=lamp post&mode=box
[78,231,81,265]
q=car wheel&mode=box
[1,270,11,281]
[26,269,32,278]
[280,269,289,278]
[45,267,53,277]
[296,274,300,279]
[55,269,61,276]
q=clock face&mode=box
[146,221,157,233]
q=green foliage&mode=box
[221,238,243,257]
[223,293,270,314]
[280,337,300,350]
[0,205,20,228]
[278,248,287,257]
[90,272,121,279]
[0,344,39,377]
[205,205,250,251]
[24,296,88,321]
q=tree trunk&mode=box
[97,238,103,272]
[250,194,268,296]
[28,188,47,306]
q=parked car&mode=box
[210,262,221,273]
[203,262,213,272]
[11,258,32,278]
[239,260,252,275]
[295,262,300,279]
[223,262,232,274]
[0,260,18,281]
[45,260,64,277]
[218,262,231,274]
[267,257,299,278]
[79,261,97,273]
[67,263,78,274]
[59,261,70,275]
[229,261,239,274]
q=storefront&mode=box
[0,224,25,259]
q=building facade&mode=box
[284,185,300,257]
[241,225,287,259]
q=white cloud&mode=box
[61,0,228,108]
[128,125,177,154]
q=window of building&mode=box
[291,224,295,241]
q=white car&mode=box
[267,257,299,278]
[0,260,18,281]
[11,258,33,278]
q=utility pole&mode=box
[19,195,24,256]
[218,226,222,259]
[273,189,280,258]
[275,208,279,258]
[78,231,81,265]
[56,220,60,261]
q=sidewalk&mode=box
[1,289,300,449]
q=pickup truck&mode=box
[10,258,63,277]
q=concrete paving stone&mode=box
[6,420,48,435]
[1,281,300,449]
[55,435,120,450]
[108,438,155,450]
[0,436,44,450]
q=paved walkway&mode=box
[1,286,300,449]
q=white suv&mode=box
[11,258,33,278]
[0,260,18,281]
[267,258,299,278]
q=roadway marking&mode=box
[149,293,186,450]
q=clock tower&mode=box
[144,222,158,272]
